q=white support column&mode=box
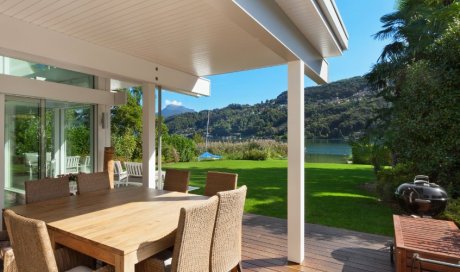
[157,87,163,189]
[53,108,61,176]
[287,60,305,264]
[142,83,156,188]
[0,93,5,228]
[59,109,66,174]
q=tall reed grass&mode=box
[197,139,287,160]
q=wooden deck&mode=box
[242,214,394,272]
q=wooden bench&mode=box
[394,215,460,272]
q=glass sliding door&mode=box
[4,97,41,196]
[4,96,95,207]
[65,105,94,174]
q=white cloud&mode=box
[165,99,182,107]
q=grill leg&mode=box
[386,240,395,265]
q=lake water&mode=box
[305,139,351,164]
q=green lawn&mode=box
[165,160,394,236]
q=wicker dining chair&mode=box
[163,169,190,193]
[204,171,238,196]
[77,172,113,194]
[0,230,13,272]
[25,176,71,204]
[3,209,114,272]
[135,196,219,272]
[210,186,247,272]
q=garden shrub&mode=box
[351,139,391,171]
[243,149,269,160]
[161,144,180,163]
[441,198,460,227]
[165,134,197,162]
[112,128,137,162]
[351,143,372,164]
[376,163,414,202]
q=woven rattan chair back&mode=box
[210,186,247,272]
[171,196,219,272]
[4,209,59,272]
[25,176,70,204]
[76,172,112,194]
[204,171,238,196]
[163,169,190,193]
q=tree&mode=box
[366,0,460,191]
[111,87,143,160]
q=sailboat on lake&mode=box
[198,110,222,161]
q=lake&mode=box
[305,139,351,164]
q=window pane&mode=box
[3,57,94,88]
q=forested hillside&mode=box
[166,76,381,140]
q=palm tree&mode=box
[364,0,459,165]
[367,0,459,100]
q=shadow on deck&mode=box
[242,214,394,272]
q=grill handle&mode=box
[413,253,460,269]
[414,199,431,204]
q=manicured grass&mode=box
[165,160,394,236]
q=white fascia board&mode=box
[220,0,328,83]
[0,14,210,96]
[316,0,349,50]
[0,74,115,105]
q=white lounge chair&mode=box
[125,162,143,186]
[114,160,128,187]
[65,156,80,174]
[124,162,166,187]
[24,152,38,180]
[80,156,91,173]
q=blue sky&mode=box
[162,0,397,112]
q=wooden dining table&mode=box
[8,186,209,272]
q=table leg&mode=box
[115,255,135,272]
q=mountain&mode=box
[160,104,195,118]
[165,76,381,140]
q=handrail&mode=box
[413,253,460,269]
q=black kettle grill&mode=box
[395,175,448,217]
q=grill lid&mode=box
[395,175,448,216]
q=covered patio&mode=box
[0,0,360,271]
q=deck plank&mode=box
[242,214,394,272]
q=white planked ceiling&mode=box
[0,0,287,76]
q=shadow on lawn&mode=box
[165,163,392,234]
